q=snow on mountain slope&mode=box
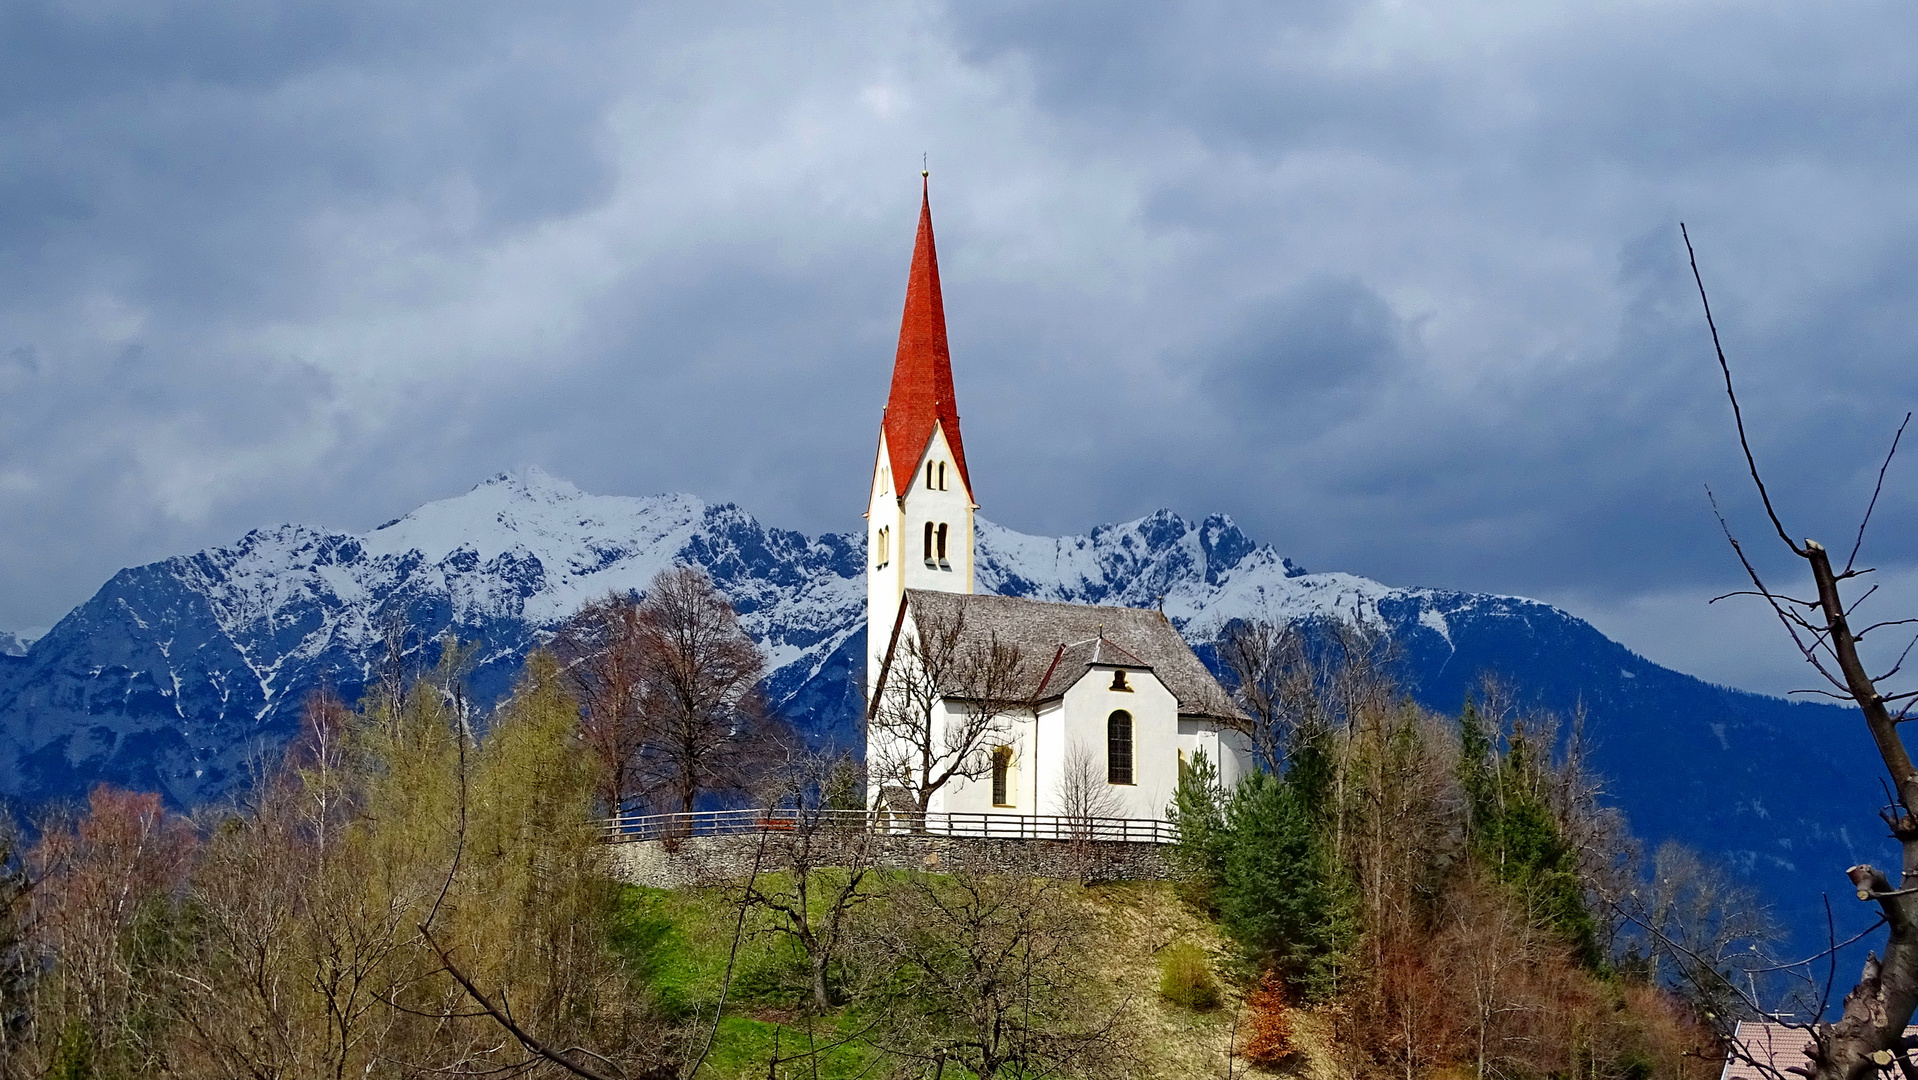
[0,469,1880,948]
[0,630,42,658]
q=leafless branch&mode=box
[1847,412,1912,574]
[1685,223,1803,556]
[418,924,624,1080]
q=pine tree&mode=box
[1457,704,1602,969]
[1217,770,1356,999]
[1165,749,1229,903]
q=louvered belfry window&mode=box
[1107,711,1134,785]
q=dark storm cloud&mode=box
[1201,277,1408,411]
[5,0,1918,694]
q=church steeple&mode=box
[866,175,977,707]
[882,177,973,502]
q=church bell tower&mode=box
[866,175,977,701]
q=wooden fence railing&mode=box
[598,807,1180,846]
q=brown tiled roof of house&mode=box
[897,590,1245,722]
[1721,1022,1811,1080]
[1719,1021,1918,1080]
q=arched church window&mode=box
[924,522,934,562]
[926,462,935,489]
[936,523,948,563]
[1107,711,1134,785]
[991,745,1014,806]
[937,462,947,490]
[876,527,889,568]
[1110,669,1131,691]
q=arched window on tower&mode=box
[937,462,947,490]
[1107,711,1134,785]
[876,527,889,568]
[923,522,934,563]
[991,745,1014,806]
[935,523,949,564]
[926,462,935,489]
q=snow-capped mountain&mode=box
[0,631,40,658]
[0,468,1879,945]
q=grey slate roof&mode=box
[898,589,1245,721]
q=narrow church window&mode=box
[926,462,935,489]
[924,522,934,562]
[991,745,1014,806]
[1107,711,1134,785]
[1110,669,1131,691]
[936,523,948,563]
[937,462,947,489]
[876,527,889,568]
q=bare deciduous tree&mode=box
[1055,740,1126,882]
[1219,618,1396,772]
[632,567,772,815]
[736,749,883,1013]
[555,593,652,813]
[862,871,1127,1079]
[868,609,1026,816]
[1688,223,1918,1078]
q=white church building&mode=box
[863,179,1253,824]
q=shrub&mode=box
[1158,941,1222,1010]
[1238,970,1295,1066]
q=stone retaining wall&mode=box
[607,831,1171,889]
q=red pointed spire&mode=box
[883,176,972,500]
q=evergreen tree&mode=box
[1217,769,1356,999]
[1165,749,1229,903]
[1457,703,1603,969]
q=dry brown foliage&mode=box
[1238,969,1296,1066]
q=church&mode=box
[863,178,1254,824]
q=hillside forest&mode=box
[0,567,1791,1079]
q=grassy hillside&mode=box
[611,877,1345,1079]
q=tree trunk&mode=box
[1804,541,1918,1079]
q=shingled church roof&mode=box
[894,590,1245,722]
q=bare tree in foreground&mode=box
[867,609,1026,816]
[1688,223,1918,1079]
[862,871,1128,1079]
[1219,617,1396,771]
[735,749,883,1013]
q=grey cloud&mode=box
[4,0,1918,700]
[1200,276,1407,415]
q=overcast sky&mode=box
[4,0,1918,697]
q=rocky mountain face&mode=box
[0,468,1879,945]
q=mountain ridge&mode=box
[0,468,1880,945]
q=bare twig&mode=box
[1847,413,1912,574]
[418,923,624,1080]
[1684,223,1803,556]
[686,830,770,1079]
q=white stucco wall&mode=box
[1056,665,1181,819]
[1176,720,1253,793]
